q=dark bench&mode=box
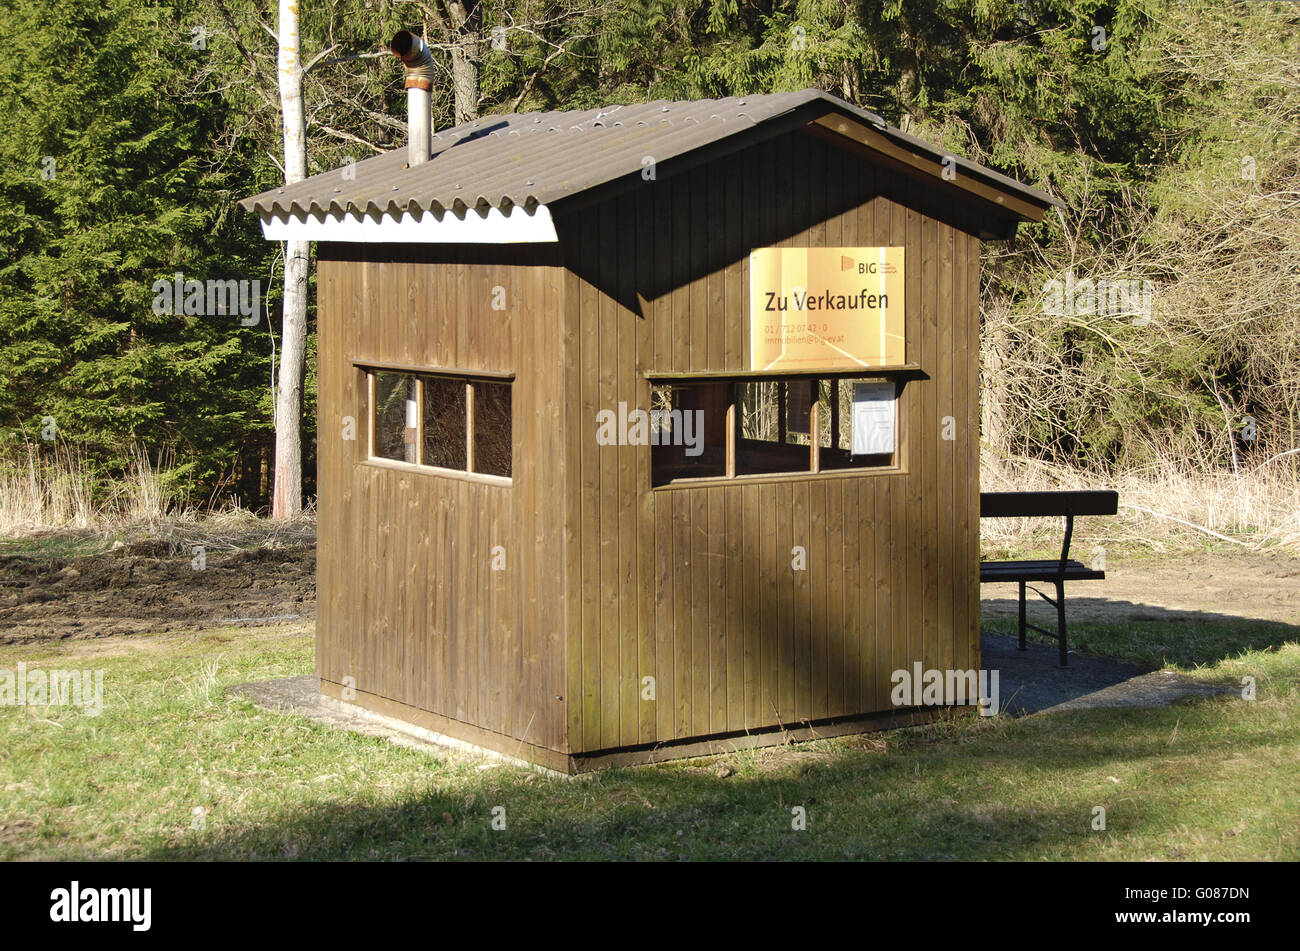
[979,490,1119,667]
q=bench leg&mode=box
[1056,579,1068,667]
[1017,581,1027,651]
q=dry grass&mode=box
[0,442,99,533]
[981,446,1300,553]
[0,442,183,535]
[0,441,318,551]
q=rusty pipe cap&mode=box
[390,30,434,91]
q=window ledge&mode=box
[646,364,922,382]
[652,465,904,491]
[362,456,511,487]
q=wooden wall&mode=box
[555,127,984,755]
[315,243,570,754]
[315,123,988,765]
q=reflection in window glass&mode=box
[735,380,811,476]
[738,380,780,442]
[422,376,467,471]
[652,376,898,484]
[471,381,512,477]
[649,383,727,484]
[816,380,834,449]
[374,372,418,463]
[785,379,813,442]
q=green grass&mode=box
[0,530,122,560]
[985,615,1299,672]
[2,617,1297,861]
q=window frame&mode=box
[358,362,514,486]
[647,369,913,489]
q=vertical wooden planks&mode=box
[519,261,539,745]
[708,486,726,734]
[836,153,860,716]
[723,150,745,733]
[779,480,795,722]
[810,479,828,720]
[875,186,903,699]
[577,219,602,751]
[827,476,845,716]
[937,214,955,675]
[921,203,939,676]
[671,175,692,373]
[598,200,621,750]
[724,483,744,732]
[690,166,709,371]
[690,486,709,737]
[903,181,924,682]
[617,191,639,750]
[792,480,811,720]
[634,188,657,747]
[314,251,334,685]
[465,480,481,733]
[968,230,983,674]
[653,478,674,741]
[950,227,967,675]
[317,241,558,749]
[674,489,692,738]
[741,482,759,729]
[562,255,583,750]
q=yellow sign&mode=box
[749,246,905,371]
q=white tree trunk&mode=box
[274,0,308,518]
[275,239,309,516]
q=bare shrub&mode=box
[979,1,1300,550]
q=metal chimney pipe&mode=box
[390,30,433,167]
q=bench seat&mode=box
[980,559,1105,583]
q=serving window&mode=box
[366,367,511,480]
[650,376,898,487]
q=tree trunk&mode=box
[273,0,308,518]
[448,1,481,125]
[275,239,309,516]
[897,58,919,133]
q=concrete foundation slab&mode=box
[229,631,1237,771]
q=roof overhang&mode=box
[543,96,1061,238]
[237,90,1061,245]
[258,203,557,243]
[808,111,1060,223]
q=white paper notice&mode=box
[851,382,896,455]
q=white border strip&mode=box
[260,204,557,244]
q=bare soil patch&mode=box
[2,529,1295,650]
[0,536,315,644]
[981,549,1300,627]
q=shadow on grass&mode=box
[145,688,1280,862]
[982,597,1300,670]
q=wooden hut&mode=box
[241,87,1057,772]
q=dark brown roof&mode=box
[239,88,1058,223]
